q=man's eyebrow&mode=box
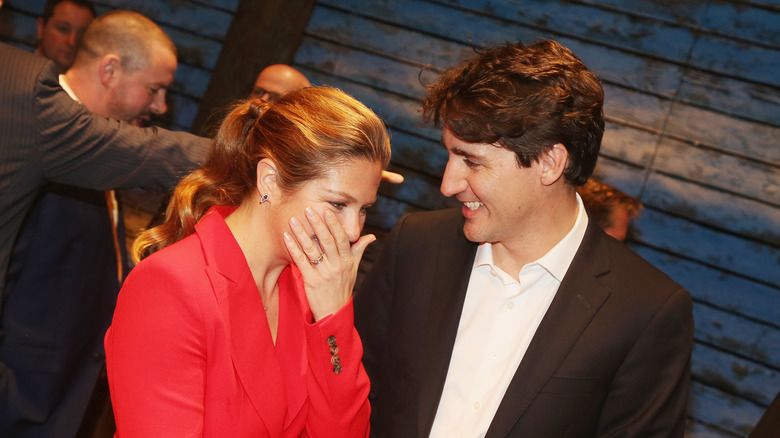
[450,146,484,160]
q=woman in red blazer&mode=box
[105,87,391,437]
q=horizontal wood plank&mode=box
[640,173,780,246]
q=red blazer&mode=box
[105,207,370,437]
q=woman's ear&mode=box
[256,158,279,200]
[540,143,568,186]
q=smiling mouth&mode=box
[464,201,483,210]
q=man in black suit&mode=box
[0,13,210,437]
[355,40,693,437]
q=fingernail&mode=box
[305,207,314,217]
[283,232,292,241]
[290,217,299,227]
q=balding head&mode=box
[64,10,178,126]
[73,10,176,73]
[250,64,310,102]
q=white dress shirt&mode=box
[429,194,589,438]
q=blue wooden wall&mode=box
[2,0,779,436]
[294,2,780,435]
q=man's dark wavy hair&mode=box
[422,40,604,186]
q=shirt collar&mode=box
[58,74,80,102]
[473,193,589,282]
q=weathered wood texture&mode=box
[2,0,779,435]
[295,0,780,436]
[190,0,317,136]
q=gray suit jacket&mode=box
[355,208,693,437]
[0,42,210,435]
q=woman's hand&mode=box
[283,207,374,321]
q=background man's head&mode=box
[67,10,178,126]
[36,0,96,71]
[422,39,605,187]
[578,178,643,241]
[250,64,311,102]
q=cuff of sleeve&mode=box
[306,298,359,376]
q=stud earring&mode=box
[259,193,269,204]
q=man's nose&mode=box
[149,90,168,115]
[440,161,466,197]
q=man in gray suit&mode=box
[355,40,693,437]
[0,15,210,436]
[0,11,202,436]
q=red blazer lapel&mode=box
[274,266,309,429]
[196,208,288,435]
[484,222,612,438]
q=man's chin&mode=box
[463,223,485,243]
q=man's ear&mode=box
[256,158,279,200]
[36,17,45,41]
[98,54,122,88]
[540,143,568,186]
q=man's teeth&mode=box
[464,201,482,210]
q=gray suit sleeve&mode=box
[34,62,210,191]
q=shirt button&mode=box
[507,302,515,309]
[490,269,497,276]
[473,401,481,410]
[491,352,499,360]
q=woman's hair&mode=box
[133,86,391,261]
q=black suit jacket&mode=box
[0,42,209,436]
[3,185,127,437]
[355,208,693,437]
[750,390,780,438]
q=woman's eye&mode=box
[330,202,346,210]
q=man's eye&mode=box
[463,158,480,168]
[56,25,72,34]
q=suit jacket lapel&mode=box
[485,222,612,438]
[197,208,287,435]
[418,214,479,437]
